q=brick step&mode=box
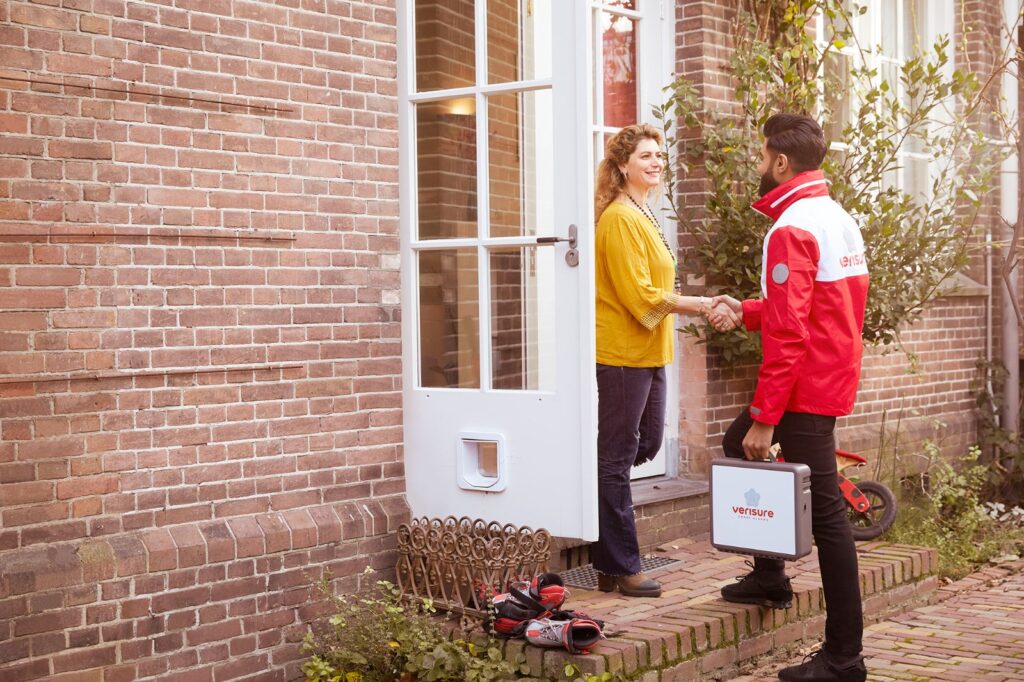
[553,479,709,573]
[497,539,938,681]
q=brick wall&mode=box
[0,1,404,680]
[674,0,740,473]
[0,0,1010,678]
[674,0,995,474]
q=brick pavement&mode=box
[505,538,941,680]
[735,558,1024,681]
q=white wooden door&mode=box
[398,0,597,540]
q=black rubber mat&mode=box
[559,555,681,589]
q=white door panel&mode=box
[399,0,597,540]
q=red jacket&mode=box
[741,170,869,425]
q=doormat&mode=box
[559,555,681,590]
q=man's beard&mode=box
[758,171,780,197]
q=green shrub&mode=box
[890,445,1024,580]
[301,568,519,682]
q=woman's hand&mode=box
[705,295,741,331]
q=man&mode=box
[711,113,869,682]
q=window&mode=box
[821,0,953,200]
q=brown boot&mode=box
[596,572,662,598]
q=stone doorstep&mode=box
[497,539,939,681]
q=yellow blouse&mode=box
[595,202,681,367]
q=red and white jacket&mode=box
[741,170,869,425]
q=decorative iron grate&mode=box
[559,555,681,590]
[395,516,551,617]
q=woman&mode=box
[592,124,712,598]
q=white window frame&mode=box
[818,0,954,198]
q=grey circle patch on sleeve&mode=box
[771,263,789,285]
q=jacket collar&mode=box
[751,169,830,221]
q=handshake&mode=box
[698,294,742,332]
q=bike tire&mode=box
[848,480,898,541]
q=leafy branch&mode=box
[656,0,1001,363]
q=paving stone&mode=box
[493,539,940,680]
[742,559,1024,681]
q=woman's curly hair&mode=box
[593,123,663,222]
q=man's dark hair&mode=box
[763,113,827,172]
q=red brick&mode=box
[281,509,317,549]
[78,540,116,583]
[56,474,118,500]
[198,521,236,563]
[107,535,147,577]
[141,529,177,572]
[186,619,242,646]
[11,5,77,30]
[254,513,290,554]
[0,637,31,665]
[15,608,82,636]
[49,141,113,160]
[169,524,207,568]
[212,652,268,681]
[52,645,116,673]
[151,586,210,614]
[0,658,51,681]
[226,517,265,558]
[0,481,54,505]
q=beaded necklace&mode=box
[624,192,676,265]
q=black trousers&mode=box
[590,364,666,576]
[723,409,863,661]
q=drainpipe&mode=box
[1000,0,1021,435]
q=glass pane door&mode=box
[399,0,598,539]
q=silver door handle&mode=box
[536,225,579,267]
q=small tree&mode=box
[656,0,999,364]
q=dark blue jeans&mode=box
[723,408,863,662]
[590,364,666,576]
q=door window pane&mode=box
[488,89,553,237]
[490,247,555,390]
[416,0,475,92]
[417,99,478,240]
[419,250,480,388]
[601,12,637,127]
[488,0,552,83]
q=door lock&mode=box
[536,224,579,267]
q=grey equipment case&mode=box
[709,457,812,561]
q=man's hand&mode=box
[711,294,742,316]
[742,420,775,461]
[707,294,742,332]
[707,301,740,331]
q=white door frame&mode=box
[589,0,678,479]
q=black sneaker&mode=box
[720,561,793,609]
[778,649,867,682]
